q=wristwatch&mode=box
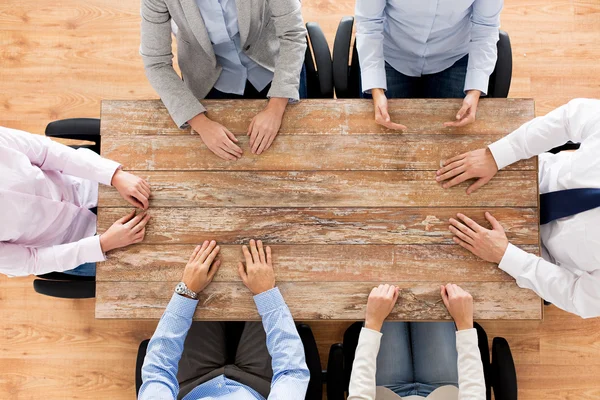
[175,282,198,299]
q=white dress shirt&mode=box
[355,0,503,94]
[195,0,274,95]
[0,127,120,277]
[488,98,600,319]
[347,328,485,400]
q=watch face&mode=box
[175,282,185,294]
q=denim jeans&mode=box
[376,322,459,397]
[62,262,96,277]
[205,64,308,100]
[362,55,469,99]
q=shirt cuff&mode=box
[455,328,478,350]
[254,287,287,315]
[79,235,107,265]
[361,327,383,341]
[361,68,387,93]
[165,292,199,318]
[488,136,519,170]
[498,243,530,279]
[464,69,490,96]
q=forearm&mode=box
[266,0,307,101]
[499,243,600,318]
[355,0,387,92]
[347,328,382,400]
[139,293,198,399]
[255,288,309,399]
[0,237,105,277]
[456,329,486,400]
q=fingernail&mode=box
[436,176,440,181]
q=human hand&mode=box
[444,90,481,128]
[449,212,509,264]
[248,98,287,155]
[237,239,275,295]
[440,283,473,331]
[436,148,498,194]
[111,169,151,210]
[99,210,151,252]
[189,113,243,160]
[182,240,222,293]
[364,284,400,332]
[372,89,407,131]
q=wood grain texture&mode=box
[100,98,535,136]
[97,207,539,245]
[95,281,542,320]
[101,133,536,171]
[98,170,538,208]
[98,244,539,283]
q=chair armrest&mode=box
[548,141,580,154]
[332,16,354,98]
[45,118,101,141]
[474,322,492,400]
[296,323,323,400]
[33,279,96,298]
[306,22,333,98]
[327,343,346,400]
[491,337,518,400]
[136,339,150,396]
[487,30,512,98]
[36,272,95,282]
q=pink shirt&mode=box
[0,126,120,277]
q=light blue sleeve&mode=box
[254,288,310,399]
[355,0,388,93]
[138,293,198,400]
[464,0,503,94]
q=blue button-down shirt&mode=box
[355,0,503,95]
[196,0,274,95]
[138,288,309,399]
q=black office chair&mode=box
[326,322,517,400]
[332,16,513,99]
[305,21,334,98]
[31,118,102,299]
[135,323,324,399]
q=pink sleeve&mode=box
[0,236,106,277]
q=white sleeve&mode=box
[0,126,120,185]
[0,237,106,277]
[455,329,486,400]
[355,0,387,93]
[499,243,600,319]
[488,98,600,169]
[347,328,382,400]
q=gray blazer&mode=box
[140,0,307,128]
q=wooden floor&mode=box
[1,0,599,398]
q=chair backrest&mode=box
[332,17,513,99]
[305,22,334,98]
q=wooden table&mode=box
[96,98,541,321]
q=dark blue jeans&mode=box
[363,55,468,99]
[206,64,308,100]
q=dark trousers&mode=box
[177,321,273,399]
[205,65,308,100]
[363,55,469,99]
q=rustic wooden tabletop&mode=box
[96,98,541,321]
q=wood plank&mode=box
[96,281,542,320]
[101,134,536,171]
[98,170,538,208]
[97,207,539,245]
[98,244,539,283]
[100,98,535,136]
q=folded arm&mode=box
[355,0,387,93]
[138,294,197,399]
[0,238,105,277]
[255,288,310,399]
[0,126,119,185]
[465,0,502,94]
[140,0,205,128]
[500,243,600,319]
[265,0,307,101]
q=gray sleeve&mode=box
[265,0,307,101]
[140,0,205,127]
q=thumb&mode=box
[440,285,450,309]
[456,103,470,120]
[237,262,248,282]
[485,211,503,232]
[116,210,136,224]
